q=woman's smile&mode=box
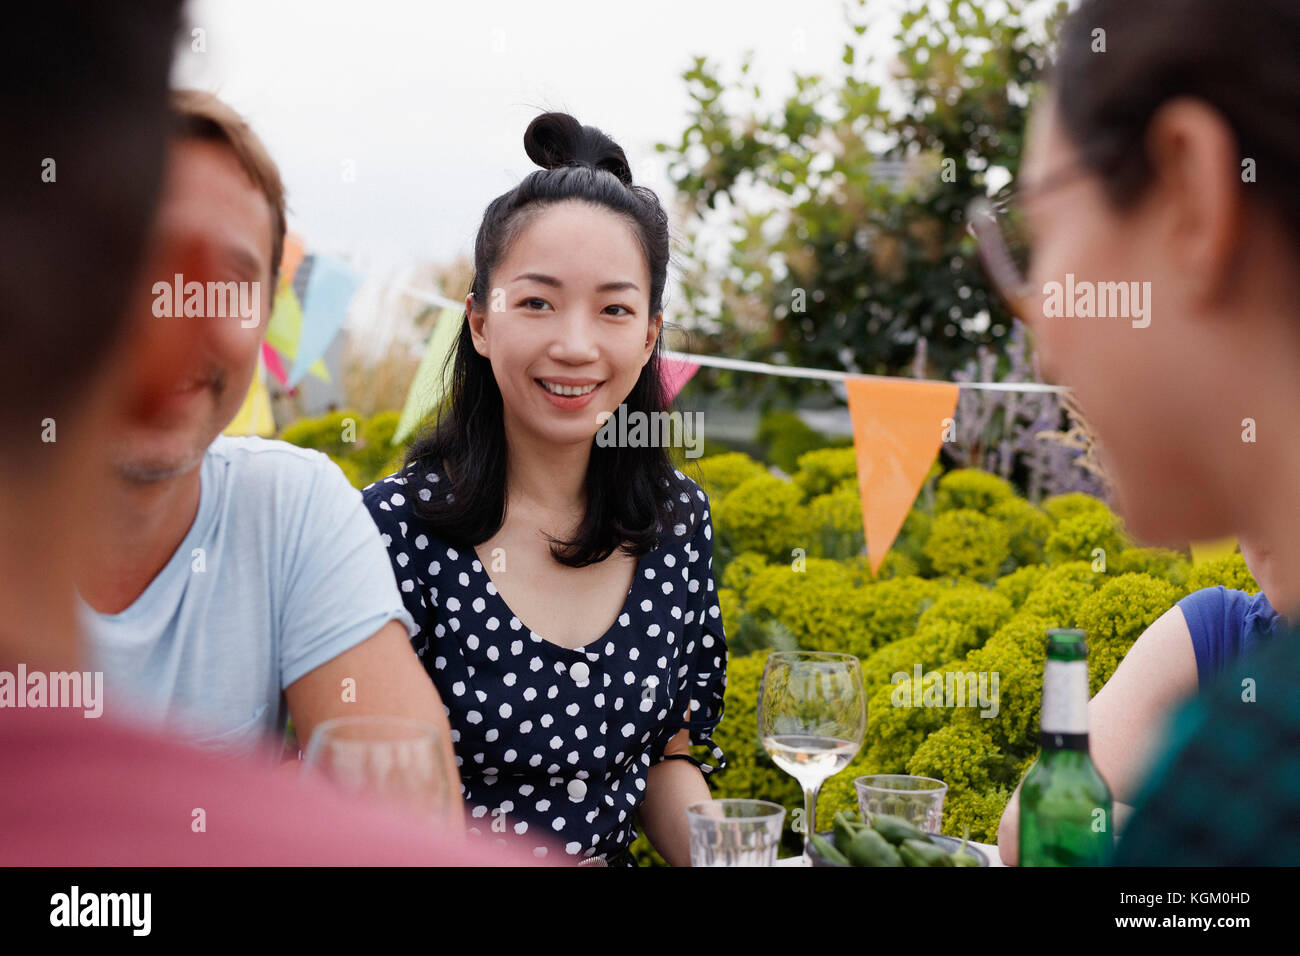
[534,376,605,409]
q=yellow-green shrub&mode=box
[713,475,809,563]
[743,559,861,652]
[1185,552,1259,594]
[934,468,1017,513]
[1045,508,1129,566]
[1018,561,1104,626]
[923,509,1011,581]
[1076,572,1183,694]
[854,576,942,655]
[863,661,961,772]
[1042,491,1113,524]
[1112,547,1191,589]
[706,650,802,811]
[695,452,768,502]
[916,586,1014,646]
[793,446,858,499]
[805,485,865,559]
[989,497,1051,566]
[993,564,1048,607]
[942,786,1014,843]
[278,409,362,457]
[719,552,771,598]
[907,722,1003,793]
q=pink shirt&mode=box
[0,705,555,866]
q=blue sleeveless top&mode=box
[1177,586,1284,689]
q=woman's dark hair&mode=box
[404,112,688,567]
[1052,0,1300,245]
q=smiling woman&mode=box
[361,112,728,866]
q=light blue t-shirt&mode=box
[81,436,415,758]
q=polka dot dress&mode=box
[362,463,728,864]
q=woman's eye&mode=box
[604,304,632,317]
[520,297,551,311]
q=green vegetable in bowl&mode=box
[868,814,932,846]
[810,832,850,866]
[950,826,979,866]
[846,827,903,867]
[899,838,953,867]
[833,810,867,849]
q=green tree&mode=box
[660,0,1066,407]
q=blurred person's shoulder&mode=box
[0,705,548,866]
[209,434,343,483]
[1115,621,1300,864]
[207,434,361,517]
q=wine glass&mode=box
[758,651,866,861]
[302,716,457,831]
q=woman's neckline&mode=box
[467,541,649,656]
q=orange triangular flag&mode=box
[279,232,306,289]
[845,377,960,575]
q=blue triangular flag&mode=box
[289,254,359,386]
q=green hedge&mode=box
[277,409,405,490]
[629,452,1260,860]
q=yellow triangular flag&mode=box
[1190,537,1238,566]
[224,363,275,437]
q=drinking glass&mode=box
[855,774,948,834]
[302,716,456,830]
[758,651,866,860]
[685,799,786,867]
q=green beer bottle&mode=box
[1019,629,1114,866]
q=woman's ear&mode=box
[466,292,490,358]
[643,312,663,361]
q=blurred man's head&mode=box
[113,90,287,483]
[1,3,185,480]
[1,1,186,662]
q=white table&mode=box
[775,838,1005,866]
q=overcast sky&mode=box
[173,0,901,279]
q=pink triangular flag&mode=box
[261,341,288,386]
[661,357,700,404]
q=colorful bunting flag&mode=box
[661,356,700,404]
[393,306,464,446]
[223,361,275,437]
[845,377,960,576]
[261,341,288,386]
[266,283,331,384]
[279,233,306,290]
[290,255,359,386]
[1190,537,1238,566]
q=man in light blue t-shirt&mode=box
[72,92,458,795]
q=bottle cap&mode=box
[1045,628,1088,657]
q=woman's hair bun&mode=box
[523,111,633,186]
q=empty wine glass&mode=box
[758,651,866,861]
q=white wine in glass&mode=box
[758,652,866,860]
